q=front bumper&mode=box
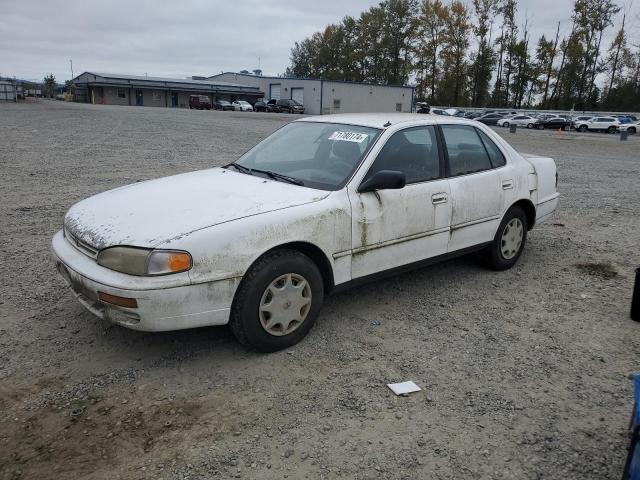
[51,230,238,332]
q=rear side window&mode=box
[441,125,493,176]
[477,130,506,168]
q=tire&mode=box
[538,124,545,130]
[578,125,587,132]
[483,206,528,271]
[561,125,567,131]
[607,126,616,134]
[229,248,324,352]
[628,127,636,134]
[527,123,534,129]
[503,122,510,128]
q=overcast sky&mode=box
[0,0,637,83]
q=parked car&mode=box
[430,108,449,116]
[416,102,430,114]
[497,115,539,129]
[537,117,571,130]
[276,99,305,114]
[232,100,253,112]
[189,95,212,110]
[214,100,234,111]
[618,123,638,134]
[266,99,282,112]
[52,114,559,352]
[574,116,620,133]
[464,112,483,119]
[253,100,268,112]
[570,115,594,129]
[475,113,504,125]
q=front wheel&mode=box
[607,126,616,133]
[579,125,588,132]
[483,206,528,271]
[628,127,636,134]
[229,249,324,352]
[527,123,534,129]
[503,122,510,128]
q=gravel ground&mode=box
[1,100,639,480]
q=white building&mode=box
[208,72,415,115]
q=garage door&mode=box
[269,84,281,101]
[291,87,304,105]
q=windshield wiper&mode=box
[225,163,252,174]
[225,163,304,186]
[252,168,304,186]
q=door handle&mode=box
[502,179,514,190]
[431,193,448,204]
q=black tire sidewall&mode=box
[486,206,528,270]
[230,250,324,352]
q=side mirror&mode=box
[358,170,406,193]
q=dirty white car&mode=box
[52,114,559,351]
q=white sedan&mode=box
[52,114,559,351]
[497,115,539,129]
[232,100,253,112]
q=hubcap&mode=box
[500,218,524,260]
[259,273,312,336]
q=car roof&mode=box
[296,113,478,129]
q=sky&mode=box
[0,0,637,83]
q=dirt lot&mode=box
[1,100,639,480]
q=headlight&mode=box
[97,247,192,276]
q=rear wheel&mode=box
[527,123,534,129]
[578,125,588,132]
[503,122,510,128]
[484,206,528,271]
[628,127,636,134]
[607,126,616,133]
[229,249,324,352]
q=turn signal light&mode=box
[98,291,138,308]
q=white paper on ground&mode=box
[387,381,421,395]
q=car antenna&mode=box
[383,121,392,127]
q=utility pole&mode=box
[70,59,74,79]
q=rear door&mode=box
[348,125,451,278]
[440,124,505,252]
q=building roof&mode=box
[72,72,263,94]
[88,72,252,88]
[208,72,413,89]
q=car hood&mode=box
[64,168,329,250]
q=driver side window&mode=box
[364,126,440,184]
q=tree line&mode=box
[286,0,640,111]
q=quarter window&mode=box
[477,130,506,168]
[441,125,493,176]
[364,126,440,184]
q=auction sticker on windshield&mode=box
[328,131,369,143]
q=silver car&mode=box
[497,115,539,129]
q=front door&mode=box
[135,90,143,106]
[348,125,451,279]
[439,124,504,252]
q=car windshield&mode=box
[232,122,381,190]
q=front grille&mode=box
[64,227,99,259]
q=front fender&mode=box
[158,191,352,288]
